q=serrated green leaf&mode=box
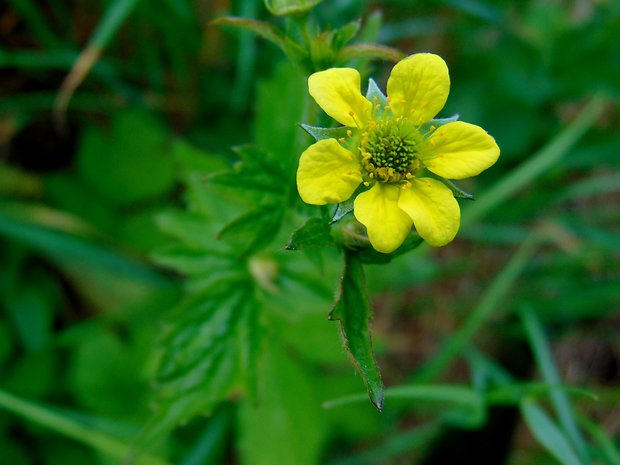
[234,145,287,180]
[206,146,289,197]
[300,124,349,141]
[150,243,233,275]
[207,171,286,194]
[286,217,334,250]
[155,210,228,251]
[521,399,585,465]
[329,252,383,410]
[218,204,285,256]
[148,283,257,437]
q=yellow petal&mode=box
[419,121,500,180]
[297,139,362,205]
[387,53,450,125]
[308,68,372,127]
[398,178,460,247]
[354,183,412,253]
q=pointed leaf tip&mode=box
[332,252,384,408]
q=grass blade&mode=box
[0,389,169,465]
[412,233,541,382]
[521,399,585,465]
[54,0,142,126]
[579,415,620,465]
[462,95,607,229]
[8,0,62,46]
[519,306,591,463]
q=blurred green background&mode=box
[1,0,619,464]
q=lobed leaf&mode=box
[218,204,285,257]
[286,217,334,250]
[149,282,260,437]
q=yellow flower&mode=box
[297,53,500,253]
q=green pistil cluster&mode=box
[361,121,419,183]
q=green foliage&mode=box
[330,252,384,409]
[237,347,325,465]
[2,0,620,464]
[77,111,175,206]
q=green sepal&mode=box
[285,217,334,250]
[331,197,355,224]
[337,43,405,64]
[420,114,460,134]
[331,217,423,264]
[365,78,389,118]
[365,78,388,106]
[443,179,475,200]
[300,123,349,141]
[329,252,384,410]
[358,232,423,264]
[264,0,322,16]
[425,171,475,200]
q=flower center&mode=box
[361,120,420,183]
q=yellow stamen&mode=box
[348,111,360,127]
